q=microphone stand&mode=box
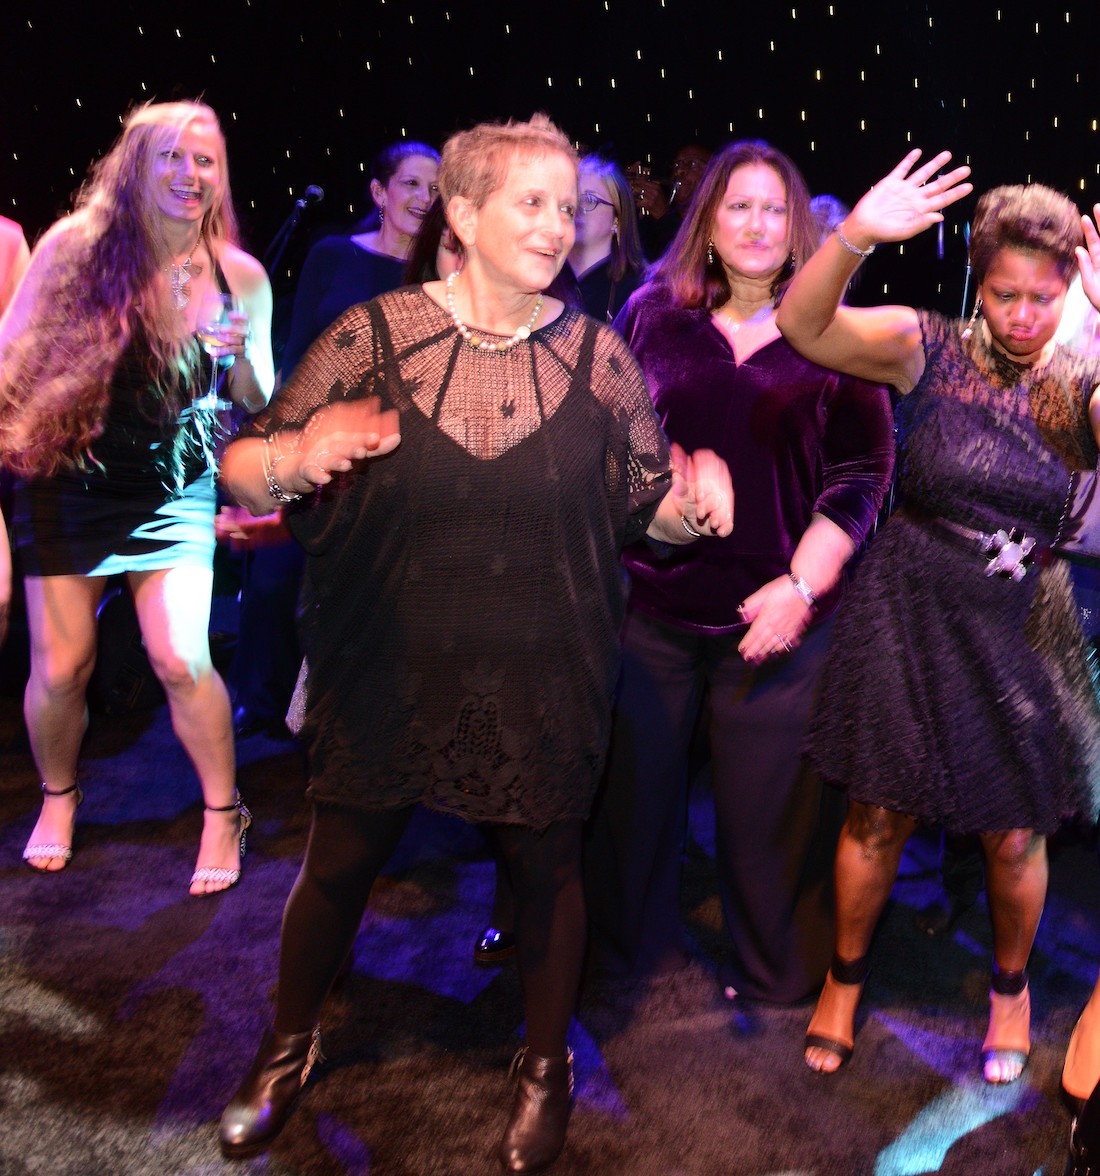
[263,189,323,277]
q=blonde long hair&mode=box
[0,100,239,476]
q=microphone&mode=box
[295,185,324,210]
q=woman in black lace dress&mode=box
[777,150,1100,1085]
[216,115,732,1173]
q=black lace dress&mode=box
[807,310,1100,835]
[252,286,671,829]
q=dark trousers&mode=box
[229,539,306,723]
[585,607,843,1003]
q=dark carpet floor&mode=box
[0,607,1096,1175]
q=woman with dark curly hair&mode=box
[0,100,274,892]
[778,151,1100,1084]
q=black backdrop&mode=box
[4,1,1100,312]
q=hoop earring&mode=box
[707,239,715,267]
[961,296,982,340]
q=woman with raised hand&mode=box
[777,149,1100,1084]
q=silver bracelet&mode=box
[681,514,702,539]
[836,229,875,259]
[266,449,303,504]
[789,572,818,608]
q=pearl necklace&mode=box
[445,271,543,353]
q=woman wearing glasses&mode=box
[566,155,647,323]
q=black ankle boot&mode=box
[499,1046,574,1173]
[219,1025,323,1159]
[1068,1079,1100,1175]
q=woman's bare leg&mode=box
[129,566,239,894]
[805,802,917,1072]
[22,574,105,869]
[979,827,1045,1083]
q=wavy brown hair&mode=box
[651,139,818,311]
[0,100,239,476]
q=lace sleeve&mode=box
[591,323,671,544]
[242,301,385,440]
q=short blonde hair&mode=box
[439,114,577,209]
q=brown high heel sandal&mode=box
[23,782,83,872]
[804,953,870,1073]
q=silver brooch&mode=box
[983,529,1036,582]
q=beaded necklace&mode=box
[445,271,543,353]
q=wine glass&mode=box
[195,292,247,410]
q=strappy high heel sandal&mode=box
[189,793,252,895]
[981,966,1030,1085]
[804,953,870,1073]
[23,782,83,872]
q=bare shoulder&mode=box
[214,242,269,298]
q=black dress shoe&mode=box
[474,925,516,966]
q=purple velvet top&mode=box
[615,284,896,634]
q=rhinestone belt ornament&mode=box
[981,528,1036,582]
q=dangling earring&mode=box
[378,204,385,225]
[961,296,983,340]
[707,240,715,266]
[787,250,797,272]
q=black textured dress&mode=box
[253,286,671,829]
[807,310,1100,835]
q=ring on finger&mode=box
[777,633,793,653]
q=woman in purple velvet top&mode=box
[585,140,895,1004]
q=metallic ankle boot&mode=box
[499,1046,574,1173]
[219,1025,323,1158]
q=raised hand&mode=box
[843,149,973,250]
[1078,205,1100,313]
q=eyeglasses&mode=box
[579,191,616,214]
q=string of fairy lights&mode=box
[4,2,1100,309]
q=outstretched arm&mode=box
[647,442,734,544]
[220,397,401,516]
[777,149,972,392]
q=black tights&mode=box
[276,804,585,1058]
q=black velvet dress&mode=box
[807,310,1100,835]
